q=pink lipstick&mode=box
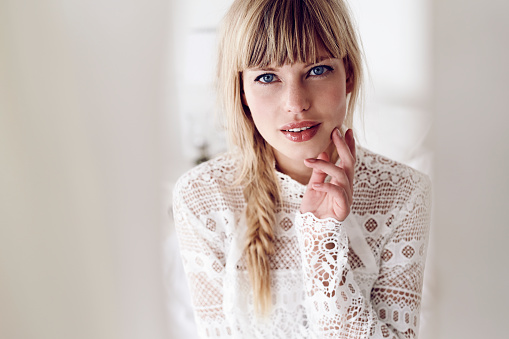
[280,121,321,142]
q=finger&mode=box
[311,183,351,217]
[304,152,329,186]
[332,128,355,185]
[306,159,352,196]
[344,129,356,191]
[345,129,356,165]
[329,173,353,204]
[305,158,351,189]
[304,159,352,203]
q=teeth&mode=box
[286,126,312,132]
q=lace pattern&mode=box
[173,146,431,338]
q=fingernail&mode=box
[313,183,323,188]
[305,158,317,163]
[336,128,342,138]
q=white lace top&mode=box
[173,146,431,338]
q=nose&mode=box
[284,81,310,114]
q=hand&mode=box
[300,128,356,221]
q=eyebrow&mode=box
[304,55,334,67]
[248,55,336,72]
[251,66,278,72]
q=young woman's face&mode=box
[242,48,352,174]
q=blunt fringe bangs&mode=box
[240,0,348,69]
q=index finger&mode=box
[345,129,356,164]
[332,128,356,184]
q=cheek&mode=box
[243,94,271,135]
[250,109,272,139]
[244,89,278,120]
[320,86,347,118]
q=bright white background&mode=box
[1,0,508,338]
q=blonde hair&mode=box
[217,0,363,315]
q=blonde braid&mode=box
[243,136,280,316]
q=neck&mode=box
[274,143,338,185]
[275,157,312,185]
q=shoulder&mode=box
[173,153,243,217]
[353,146,431,214]
[355,146,431,189]
[174,152,239,191]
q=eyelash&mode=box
[254,65,334,85]
[309,65,334,77]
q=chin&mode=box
[306,140,334,156]
[289,145,327,161]
[272,136,333,163]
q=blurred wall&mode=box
[432,0,509,338]
[349,0,433,174]
[0,1,171,338]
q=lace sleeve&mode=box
[173,183,231,338]
[295,177,431,338]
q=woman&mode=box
[173,0,431,337]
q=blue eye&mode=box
[310,66,327,76]
[255,73,276,83]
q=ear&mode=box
[345,70,354,94]
[343,59,354,94]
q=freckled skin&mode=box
[242,49,350,182]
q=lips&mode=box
[280,121,321,142]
